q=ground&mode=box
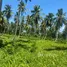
[0,34,67,67]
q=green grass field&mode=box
[0,34,67,67]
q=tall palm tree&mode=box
[31,5,41,34]
[14,12,19,35]
[41,20,46,37]
[0,0,3,32]
[0,11,4,33]
[3,5,12,33]
[18,0,25,35]
[26,15,31,25]
[55,8,66,41]
[0,0,2,11]
[28,15,35,34]
[43,13,55,38]
[26,15,31,34]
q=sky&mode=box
[2,0,67,20]
[2,0,67,13]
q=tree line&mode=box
[0,0,67,41]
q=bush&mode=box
[30,43,37,53]
[0,39,3,48]
[5,44,14,54]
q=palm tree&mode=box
[45,13,54,29]
[3,5,12,33]
[26,15,31,25]
[42,13,55,38]
[41,20,46,37]
[26,15,31,34]
[14,12,19,35]
[18,0,25,35]
[55,8,66,41]
[0,11,4,33]
[31,5,41,34]
[0,0,2,11]
[21,16,24,33]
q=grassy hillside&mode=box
[0,34,67,67]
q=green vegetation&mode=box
[0,0,67,41]
[0,34,67,67]
[0,0,67,67]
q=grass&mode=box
[0,34,67,67]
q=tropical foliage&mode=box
[0,0,67,67]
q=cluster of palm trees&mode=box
[0,0,67,41]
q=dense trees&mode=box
[0,0,67,41]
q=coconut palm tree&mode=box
[26,15,31,34]
[0,11,4,33]
[3,5,12,33]
[14,12,19,35]
[26,15,31,25]
[42,13,55,38]
[45,13,54,29]
[18,0,25,35]
[41,20,46,37]
[55,8,66,41]
[31,5,41,34]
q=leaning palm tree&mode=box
[55,8,66,41]
[3,5,12,33]
[31,5,41,34]
[0,0,2,11]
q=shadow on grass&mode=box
[44,46,67,51]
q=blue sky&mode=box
[2,0,67,21]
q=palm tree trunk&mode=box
[7,18,10,34]
[0,0,2,11]
[15,22,18,35]
[55,30,59,41]
[19,23,22,35]
[19,13,22,36]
